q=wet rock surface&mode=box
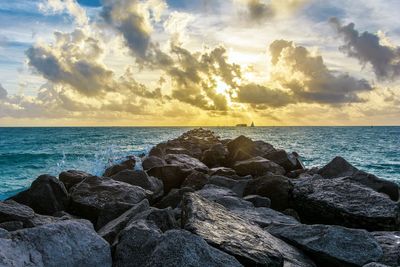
[3,128,400,267]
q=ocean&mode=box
[0,126,399,200]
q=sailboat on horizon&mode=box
[251,121,255,127]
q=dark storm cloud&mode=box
[246,0,275,22]
[330,17,400,80]
[236,83,293,107]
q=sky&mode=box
[0,0,400,126]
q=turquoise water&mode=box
[0,127,399,199]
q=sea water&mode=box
[0,126,399,199]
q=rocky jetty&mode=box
[1,128,399,267]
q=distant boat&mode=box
[236,124,247,127]
[251,121,255,127]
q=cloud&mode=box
[39,0,88,26]
[268,39,373,104]
[0,83,8,99]
[236,83,293,107]
[101,0,167,59]
[330,17,400,80]
[237,0,310,22]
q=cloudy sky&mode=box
[0,0,399,126]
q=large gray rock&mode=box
[264,149,304,172]
[131,207,179,232]
[181,171,209,190]
[111,170,163,200]
[318,157,399,201]
[164,154,209,172]
[243,195,271,208]
[244,174,293,211]
[69,176,151,225]
[226,136,275,163]
[10,175,69,215]
[59,170,92,191]
[146,230,243,267]
[208,175,249,197]
[291,176,400,231]
[371,231,400,266]
[201,143,228,168]
[182,193,315,267]
[98,199,150,244]
[268,224,383,267]
[233,156,285,177]
[155,187,194,209]
[103,156,136,177]
[0,220,111,267]
[147,165,192,193]
[142,156,166,170]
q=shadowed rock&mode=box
[0,220,112,267]
[201,143,228,168]
[59,170,92,191]
[182,193,315,266]
[181,171,209,190]
[264,149,305,172]
[291,176,400,230]
[267,224,383,267]
[234,156,285,177]
[243,195,271,208]
[69,176,151,226]
[10,175,69,215]
[147,165,192,193]
[371,231,400,266]
[164,154,209,172]
[142,156,166,170]
[103,157,136,177]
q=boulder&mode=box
[164,154,208,172]
[155,187,195,209]
[264,149,304,172]
[59,170,92,191]
[243,195,271,208]
[131,207,179,232]
[201,143,228,167]
[147,165,192,193]
[146,230,243,267]
[268,224,383,267]
[318,156,358,178]
[95,201,136,230]
[244,174,293,211]
[11,175,69,215]
[182,193,315,267]
[208,175,249,197]
[103,156,136,177]
[319,157,399,201]
[371,231,400,266]
[98,200,150,244]
[0,221,24,231]
[291,176,400,231]
[69,176,151,225]
[141,156,166,170]
[226,136,275,163]
[234,156,285,177]
[209,167,237,177]
[181,171,209,190]
[0,220,112,267]
[111,170,163,200]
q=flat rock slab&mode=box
[291,177,400,231]
[0,220,111,267]
[267,224,383,267]
[182,193,315,267]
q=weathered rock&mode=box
[111,170,163,200]
[164,154,208,172]
[141,156,166,170]
[319,157,400,201]
[69,176,151,225]
[131,207,179,232]
[264,149,304,172]
[244,174,293,211]
[234,156,285,177]
[103,156,136,177]
[155,187,195,209]
[227,136,275,163]
[318,156,358,178]
[291,176,400,230]
[268,224,383,267]
[208,175,249,197]
[363,263,390,267]
[182,193,315,267]
[98,199,150,244]
[147,165,192,193]
[59,170,92,190]
[209,167,237,177]
[181,171,209,190]
[147,230,243,267]
[243,195,271,208]
[201,143,228,167]
[371,231,400,266]
[11,175,69,215]
[0,220,112,267]
[96,201,135,230]
[195,184,238,200]
[0,221,24,231]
